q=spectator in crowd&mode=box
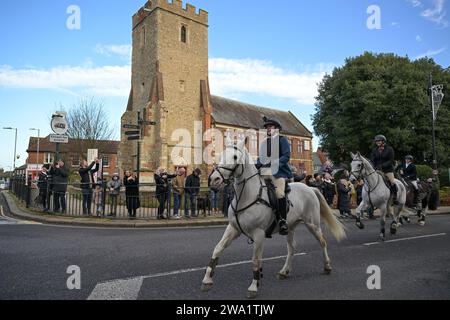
[154,167,175,220]
[222,182,234,218]
[79,158,100,216]
[293,172,306,183]
[208,165,220,215]
[94,183,103,217]
[322,173,336,207]
[185,168,201,218]
[172,167,186,219]
[311,173,324,193]
[51,160,69,214]
[124,170,140,220]
[37,164,50,212]
[337,178,352,218]
[305,175,314,187]
[356,179,364,206]
[107,174,121,217]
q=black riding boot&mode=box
[391,184,399,205]
[413,188,419,209]
[278,198,288,236]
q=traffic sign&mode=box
[123,124,140,129]
[51,112,68,135]
[127,136,140,141]
[140,121,157,126]
[49,134,69,144]
[125,131,140,136]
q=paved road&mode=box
[0,194,449,300]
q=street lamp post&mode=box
[3,127,18,171]
[30,128,41,169]
[428,73,445,176]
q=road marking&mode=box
[363,233,447,246]
[87,252,307,300]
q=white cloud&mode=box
[407,0,423,7]
[416,35,423,42]
[0,65,131,97]
[95,44,132,60]
[209,58,333,105]
[421,0,448,27]
[408,0,449,27]
[0,58,334,105]
[414,47,447,59]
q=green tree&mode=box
[312,52,450,167]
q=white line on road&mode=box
[87,252,307,300]
[363,233,447,246]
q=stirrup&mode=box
[279,220,288,236]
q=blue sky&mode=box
[0,0,449,170]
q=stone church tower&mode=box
[119,0,212,182]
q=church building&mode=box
[119,0,313,182]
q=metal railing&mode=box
[9,176,230,220]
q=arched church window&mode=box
[181,25,187,43]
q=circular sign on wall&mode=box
[51,112,68,135]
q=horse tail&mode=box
[312,188,346,241]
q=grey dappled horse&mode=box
[201,138,346,299]
[350,152,407,241]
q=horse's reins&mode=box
[351,159,381,209]
[215,147,271,244]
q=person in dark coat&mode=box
[185,168,201,217]
[37,165,50,211]
[154,168,176,220]
[399,155,419,208]
[337,178,352,218]
[79,158,100,216]
[370,134,398,205]
[50,160,69,214]
[322,173,336,206]
[124,170,140,219]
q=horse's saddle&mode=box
[265,179,291,211]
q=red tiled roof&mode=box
[27,136,120,154]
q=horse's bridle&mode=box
[350,159,376,181]
[215,146,245,184]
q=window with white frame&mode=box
[304,140,311,151]
[44,153,54,164]
[298,141,303,155]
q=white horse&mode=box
[349,152,407,240]
[201,138,346,299]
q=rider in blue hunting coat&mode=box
[257,117,293,236]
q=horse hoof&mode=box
[277,273,289,280]
[390,227,397,235]
[201,283,213,292]
[419,221,426,227]
[247,291,258,299]
[356,222,365,230]
[379,234,385,242]
[405,217,411,224]
[324,266,332,275]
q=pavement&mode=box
[1,191,229,228]
[1,190,449,300]
[2,190,449,229]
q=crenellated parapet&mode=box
[133,0,208,29]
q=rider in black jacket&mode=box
[370,135,399,205]
[399,155,419,207]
